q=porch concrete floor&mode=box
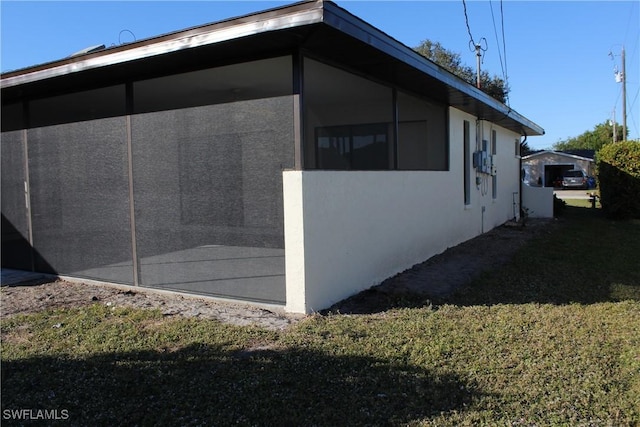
[3,245,285,304]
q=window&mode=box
[316,123,389,170]
[492,129,497,199]
[464,120,471,205]
[563,170,585,178]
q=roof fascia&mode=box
[1,1,323,90]
[522,150,594,162]
[321,1,544,136]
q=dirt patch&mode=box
[1,219,555,328]
[0,280,303,331]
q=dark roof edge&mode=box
[522,150,595,161]
[0,1,323,88]
[1,0,543,136]
[321,1,543,136]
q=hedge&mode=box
[596,141,640,219]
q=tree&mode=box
[413,39,509,104]
[553,120,627,151]
[520,139,533,156]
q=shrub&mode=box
[596,141,640,219]
[553,194,566,216]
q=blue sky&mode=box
[1,1,638,149]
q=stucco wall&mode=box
[522,185,554,218]
[283,108,524,313]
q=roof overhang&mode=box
[522,150,594,162]
[1,0,543,136]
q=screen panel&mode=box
[303,58,393,170]
[28,117,134,283]
[397,90,448,170]
[131,96,294,303]
[1,130,31,270]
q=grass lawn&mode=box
[2,203,639,426]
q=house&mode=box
[0,0,543,313]
[522,150,595,187]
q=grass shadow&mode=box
[1,343,482,426]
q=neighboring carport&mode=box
[544,164,575,187]
[522,150,594,188]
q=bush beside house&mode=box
[596,141,640,219]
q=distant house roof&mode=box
[559,149,595,160]
[522,150,594,162]
[1,0,543,136]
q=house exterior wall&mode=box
[2,1,542,313]
[284,107,523,313]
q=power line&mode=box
[489,0,505,80]
[462,0,475,46]
[489,0,510,104]
[500,0,509,100]
[462,0,488,89]
[488,0,510,105]
[623,0,637,47]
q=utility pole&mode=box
[613,108,617,143]
[622,46,627,141]
[475,43,482,89]
[470,38,487,89]
[611,45,627,141]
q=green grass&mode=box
[566,198,597,209]
[449,201,640,306]
[2,205,639,426]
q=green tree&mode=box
[553,120,627,151]
[413,39,509,104]
[520,139,533,156]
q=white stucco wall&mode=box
[522,185,554,218]
[283,107,525,313]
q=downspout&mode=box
[519,129,527,220]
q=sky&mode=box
[1,1,638,150]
